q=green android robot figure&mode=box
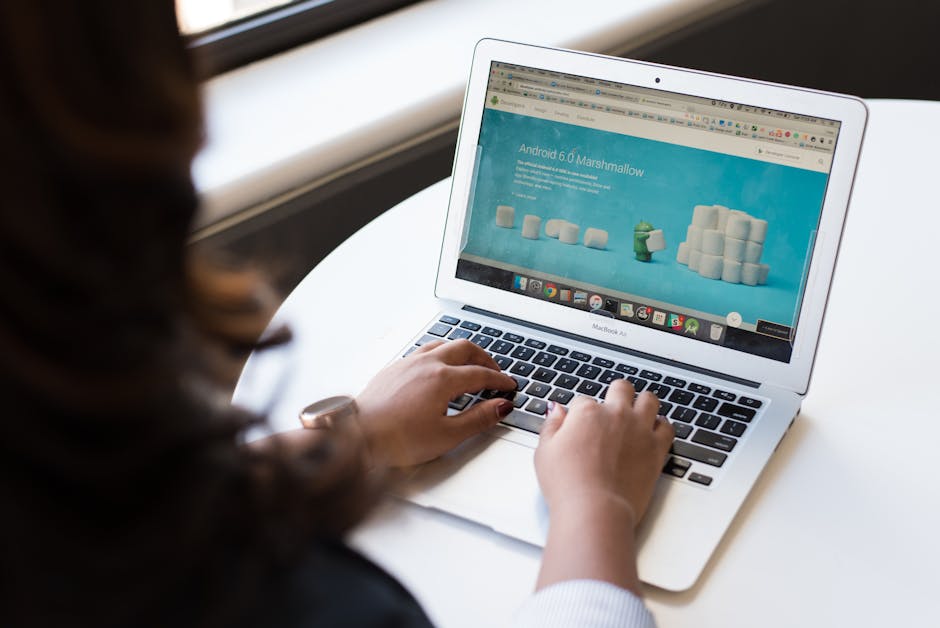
[633,220,655,262]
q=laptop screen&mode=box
[455,61,841,363]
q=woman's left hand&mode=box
[354,339,516,468]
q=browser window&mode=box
[456,61,841,362]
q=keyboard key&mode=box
[576,364,602,380]
[533,352,558,367]
[555,375,580,390]
[671,406,697,423]
[448,328,472,340]
[692,429,737,452]
[739,396,763,408]
[669,389,695,406]
[688,383,711,395]
[663,456,691,478]
[470,334,493,349]
[416,334,438,345]
[599,370,624,384]
[671,422,693,439]
[647,383,671,398]
[427,322,452,337]
[712,389,736,402]
[695,414,720,430]
[402,346,418,358]
[512,393,529,408]
[510,362,535,377]
[448,394,473,410]
[510,375,529,391]
[439,315,460,325]
[717,402,756,423]
[671,441,727,467]
[503,333,524,343]
[525,338,547,350]
[640,369,663,381]
[548,389,574,405]
[555,358,578,373]
[502,410,544,433]
[525,399,549,415]
[493,355,512,370]
[481,326,503,337]
[490,340,514,355]
[510,346,536,361]
[526,382,551,398]
[627,376,648,392]
[653,401,670,417]
[599,387,608,400]
[547,345,569,355]
[532,368,557,383]
[688,472,713,486]
[460,321,481,331]
[693,396,719,412]
[720,420,747,437]
[570,351,592,362]
[592,357,615,368]
[481,388,514,400]
[616,363,638,375]
[664,376,687,387]
[576,380,603,396]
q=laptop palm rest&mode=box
[396,426,549,546]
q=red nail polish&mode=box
[497,401,513,418]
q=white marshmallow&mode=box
[692,205,719,229]
[741,262,760,286]
[545,218,565,238]
[496,205,515,228]
[698,253,723,279]
[688,248,702,272]
[559,222,580,244]
[744,240,763,264]
[723,237,746,262]
[725,214,752,240]
[750,218,768,244]
[759,263,770,285]
[714,205,730,232]
[584,228,608,249]
[676,241,690,265]
[722,259,742,283]
[646,229,666,252]
[702,229,725,256]
[687,225,704,251]
[522,214,541,239]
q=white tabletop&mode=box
[234,99,940,627]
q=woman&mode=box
[0,2,673,626]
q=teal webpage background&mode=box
[461,109,830,327]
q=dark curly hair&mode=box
[0,3,378,626]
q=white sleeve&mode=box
[512,579,657,628]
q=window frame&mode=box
[186,0,423,78]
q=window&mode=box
[179,0,422,77]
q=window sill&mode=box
[192,0,746,234]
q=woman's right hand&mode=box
[535,378,674,524]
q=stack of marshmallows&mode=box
[676,205,769,286]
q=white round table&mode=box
[235,99,940,627]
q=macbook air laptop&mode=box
[393,39,866,591]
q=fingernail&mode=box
[497,400,514,418]
[547,401,556,413]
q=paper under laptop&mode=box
[393,39,866,591]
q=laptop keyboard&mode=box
[404,314,766,487]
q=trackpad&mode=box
[396,428,549,546]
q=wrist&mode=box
[548,489,637,528]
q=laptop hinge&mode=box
[463,305,761,389]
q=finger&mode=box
[445,364,516,394]
[412,340,445,355]
[653,415,676,446]
[632,390,660,422]
[602,378,636,413]
[433,339,501,370]
[448,398,513,442]
[539,401,568,440]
